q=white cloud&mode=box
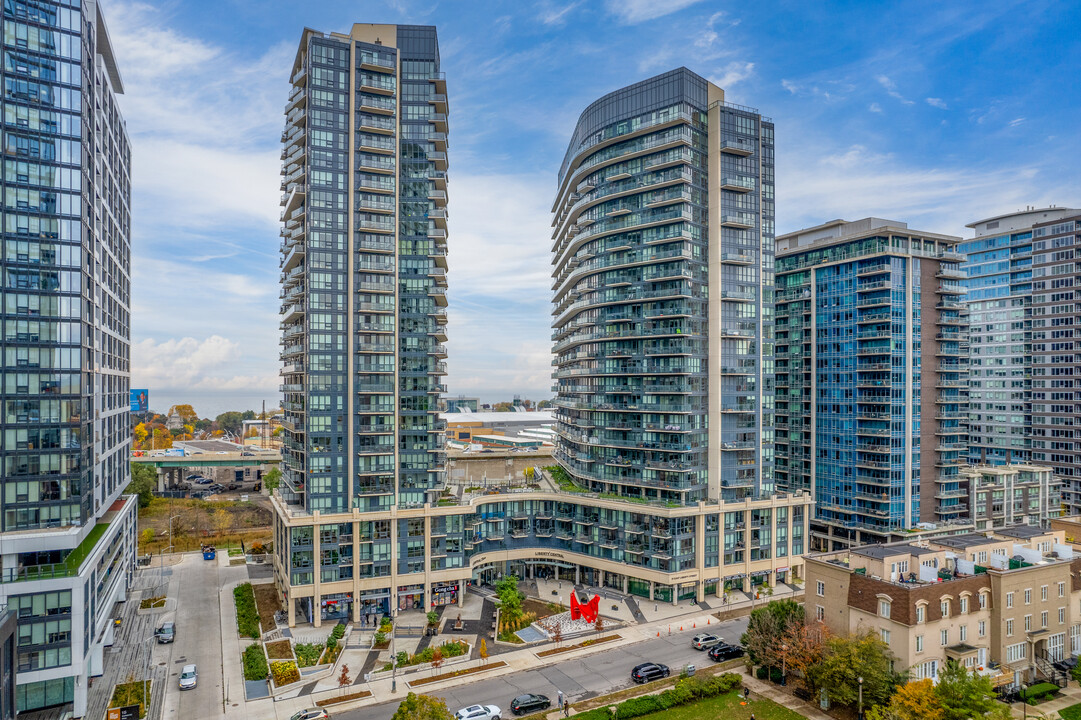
[132,336,278,394]
[926,97,948,109]
[709,61,755,90]
[869,102,883,113]
[876,75,915,105]
[1009,117,1027,127]
[537,1,581,26]
[606,0,705,24]
[782,79,800,94]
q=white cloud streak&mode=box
[925,97,948,109]
[606,0,705,24]
[876,74,915,105]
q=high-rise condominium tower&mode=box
[960,207,1078,467]
[775,218,969,550]
[274,24,449,625]
[0,1,135,715]
[552,68,775,503]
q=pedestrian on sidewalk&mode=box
[557,690,563,708]
[563,700,570,717]
[744,687,750,700]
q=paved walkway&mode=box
[1008,682,1081,719]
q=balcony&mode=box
[359,114,396,134]
[720,139,755,156]
[721,176,756,192]
[359,95,396,115]
[721,212,756,228]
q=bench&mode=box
[452,620,464,632]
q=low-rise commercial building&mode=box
[807,525,1081,687]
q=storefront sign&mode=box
[536,551,565,559]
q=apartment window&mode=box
[1007,619,1014,636]
[816,605,824,621]
[1060,608,1067,625]
[1007,642,1027,663]
[979,621,986,637]
[916,605,926,623]
[980,593,988,610]
[941,600,950,618]
[916,635,924,653]
[1025,614,1032,632]
[1042,611,1049,628]
[1007,592,1015,609]
[940,629,948,646]
[817,581,825,597]
[1060,582,1067,598]
[1042,585,1049,601]
[960,625,968,642]
[1025,589,1032,605]
[881,628,890,644]
[959,596,968,614]
[879,600,891,619]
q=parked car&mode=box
[185,474,200,481]
[708,643,745,662]
[196,477,213,485]
[208,484,225,492]
[288,710,329,720]
[631,662,670,683]
[510,694,550,715]
[455,705,501,720]
[242,451,255,456]
[178,664,197,690]
[227,483,240,491]
[691,633,721,650]
[155,621,175,644]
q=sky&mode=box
[111,0,1081,418]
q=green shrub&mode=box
[755,665,769,680]
[242,644,268,680]
[295,642,324,667]
[614,696,662,719]
[769,667,784,684]
[326,622,346,649]
[1021,682,1060,701]
[233,583,260,639]
[374,632,386,645]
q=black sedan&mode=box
[708,643,745,662]
[631,662,670,683]
[510,694,550,715]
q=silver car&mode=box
[179,664,197,690]
[456,704,501,720]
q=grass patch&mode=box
[66,523,109,573]
[537,634,621,657]
[618,691,805,720]
[572,659,745,713]
[408,660,506,687]
[499,630,526,643]
[242,644,268,681]
[316,690,373,707]
[265,640,293,660]
[110,679,149,718]
[228,548,244,557]
[253,583,281,632]
[295,642,324,667]
[234,583,260,638]
[1060,702,1081,720]
[139,596,166,610]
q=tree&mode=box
[391,692,454,720]
[779,616,828,688]
[741,598,805,669]
[478,638,488,665]
[337,664,350,696]
[127,463,157,508]
[241,410,257,421]
[537,399,552,409]
[216,412,244,435]
[867,679,943,720]
[213,508,232,537]
[168,404,198,423]
[151,427,173,449]
[492,402,513,412]
[495,575,523,623]
[140,528,154,548]
[806,631,901,709]
[263,467,281,491]
[430,647,444,675]
[550,624,563,648]
[133,422,148,447]
[934,660,1010,720]
[246,427,259,438]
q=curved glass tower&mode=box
[552,68,775,504]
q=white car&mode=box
[456,705,501,720]
[179,664,197,690]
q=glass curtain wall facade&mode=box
[0,1,137,715]
[551,67,774,506]
[960,208,1079,469]
[775,219,968,550]
[1028,212,1081,513]
[276,23,448,620]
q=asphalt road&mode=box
[154,555,247,720]
[335,614,750,720]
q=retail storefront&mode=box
[359,588,390,620]
[320,592,352,621]
[398,583,424,611]
[431,582,460,607]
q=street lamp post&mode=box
[167,514,180,552]
[159,545,174,589]
[858,676,864,720]
[391,606,399,693]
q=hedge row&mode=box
[234,583,260,639]
[242,643,268,681]
[578,672,742,720]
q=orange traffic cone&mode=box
[693,622,696,628]
[707,618,711,625]
[679,625,683,631]
[657,631,660,637]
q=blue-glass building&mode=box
[775,219,968,549]
[0,1,137,715]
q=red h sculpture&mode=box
[570,592,600,623]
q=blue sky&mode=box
[112,0,1081,417]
